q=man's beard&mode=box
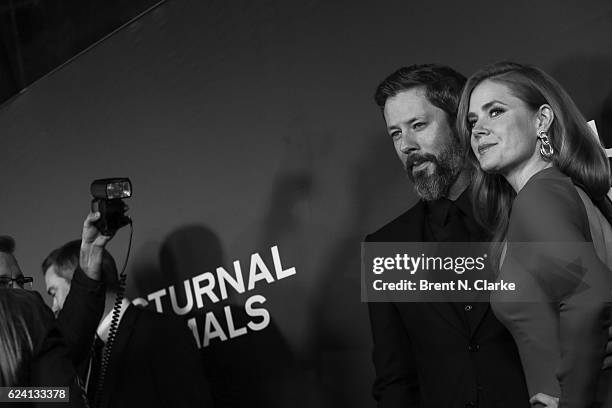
[405,138,464,201]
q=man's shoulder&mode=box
[124,305,197,351]
[130,304,185,330]
[366,201,425,242]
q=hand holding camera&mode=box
[80,178,132,281]
[79,211,113,281]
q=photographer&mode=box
[43,213,213,408]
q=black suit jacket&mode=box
[95,305,213,408]
[58,268,212,408]
[367,200,530,408]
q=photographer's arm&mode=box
[57,212,111,365]
[79,212,113,280]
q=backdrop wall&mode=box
[2,0,612,406]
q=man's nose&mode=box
[398,133,418,154]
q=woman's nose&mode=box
[471,120,489,139]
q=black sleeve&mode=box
[57,266,106,366]
[368,302,420,408]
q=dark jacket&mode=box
[367,200,530,408]
[58,268,212,408]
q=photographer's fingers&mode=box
[82,212,100,243]
[82,212,112,246]
[80,212,114,281]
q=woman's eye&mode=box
[467,119,476,130]
[490,107,504,117]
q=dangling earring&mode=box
[538,131,554,160]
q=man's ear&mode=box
[536,104,554,134]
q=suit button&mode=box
[464,305,473,312]
[468,344,480,352]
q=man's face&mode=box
[44,265,72,315]
[0,251,24,288]
[383,87,463,200]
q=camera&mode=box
[90,178,132,235]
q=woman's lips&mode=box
[478,143,497,155]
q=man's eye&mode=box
[490,108,504,117]
[390,131,401,140]
[413,122,425,131]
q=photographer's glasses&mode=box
[0,275,33,289]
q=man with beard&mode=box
[366,64,530,408]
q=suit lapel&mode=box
[464,294,492,337]
[428,302,470,338]
[402,201,427,241]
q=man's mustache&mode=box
[406,153,438,169]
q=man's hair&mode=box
[374,64,467,125]
[41,240,119,291]
[0,236,15,254]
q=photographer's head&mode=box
[0,236,31,289]
[42,239,119,314]
[374,64,468,200]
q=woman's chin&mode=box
[477,160,499,174]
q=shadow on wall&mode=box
[127,128,403,407]
[250,170,337,407]
[132,224,305,408]
[308,133,405,408]
[260,171,313,246]
[249,127,409,408]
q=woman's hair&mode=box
[456,62,610,264]
[0,289,36,386]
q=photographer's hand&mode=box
[80,212,113,281]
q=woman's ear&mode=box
[536,104,554,134]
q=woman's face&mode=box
[467,80,539,174]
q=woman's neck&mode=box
[504,156,553,193]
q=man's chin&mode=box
[414,183,445,201]
[412,173,450,201]
[406,162,434,181]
